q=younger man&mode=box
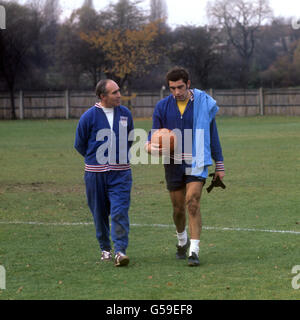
[146,67,225,266]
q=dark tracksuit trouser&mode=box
[84,169,132,254]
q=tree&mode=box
[80,0,164,93]
[150,0,168,22]
[207,0,273,87]
[261,40,300,87]
[80,21,162,90]
[56,5,105,89]
[168,25,219,88]
[0,2,42,119]
[38,0,61,88]
[43,0,61,24]
[108,0,147,30]
[82,0,94,9]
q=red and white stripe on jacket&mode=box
[85,163,131,172]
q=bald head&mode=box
[96,79,121,108]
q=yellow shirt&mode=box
[177,98,190,116]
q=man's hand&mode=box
[214,170,225,181]
[144,142,168,156]
[206,172,226,193]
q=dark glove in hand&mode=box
[206,173,226,193]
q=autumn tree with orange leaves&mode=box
[80,21,163,91]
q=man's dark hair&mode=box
[166,67,190,85]
[96,79,110,99]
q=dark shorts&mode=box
[164,164,206,191]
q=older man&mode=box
[75,79,134,267]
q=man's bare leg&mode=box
[185,181,204,266]
[169,188,186,233]
[186,181,203,239]
[169,188,190,259]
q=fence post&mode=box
[65,90,70,119]
[209,88,214,98]
[160,86,166,100]
[19,90,24,120]
[0,5,6,30]
[259,87,264,116]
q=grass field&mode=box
[0,116,299,300]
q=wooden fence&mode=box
[1,88,300,119]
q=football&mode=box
[150,128,177,153]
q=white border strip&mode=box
[0,221,299,235]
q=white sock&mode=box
[176,229,187,247]
[189,239,200,257]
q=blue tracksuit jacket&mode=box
[75,103,134,171]
[149,90,224,177]
[74,104,134,254]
